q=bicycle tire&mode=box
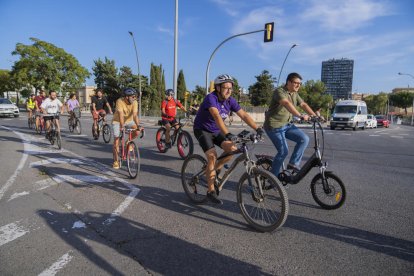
[102,124,111,143]
[68,118,74,133]
[56,132,62,149]
[156,128,168,153]
[237,168,289,232]
[177,131,193,159]
[126,141,140,179]
[181,154,208,204]
[28,118,33,129]
[75,119,81,135]
[310,172,346,210]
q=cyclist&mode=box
[193,74,263,204]
[34,90,46,130]
[91,88,113,138]
[26,93,36,121]
[112,88,142,169]
[161,89,187,148]
[66,93,80,120]
[40,90,65,137]
[263,72,316,177]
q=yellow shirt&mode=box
[112,98,138,123]
[27,98,36,109]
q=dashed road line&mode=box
[38,251,73,276]
[0,220,30,246]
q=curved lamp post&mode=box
[277,43,298,86]
[398,72,414,126]
[128,31,142,120]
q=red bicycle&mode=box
[118,126,145,179]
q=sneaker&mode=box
[166,142,172,148]
[287,163,300,173]
[113,161,120,169]
[207,191,223,204]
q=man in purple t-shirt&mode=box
[193,74,264,204]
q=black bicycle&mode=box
[44,113,62,150]
[181,130,289,232]
[92,112,111,143]
[156,117,193,159]
[68,107,81,135]
[256,117,346,210]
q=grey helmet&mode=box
[214,74,234,85]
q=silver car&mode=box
[0,98,20,117]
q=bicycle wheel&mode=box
[28,118,33,129]
[56,132,62,149]
[177,131,193,159]
[156,128,168,153]
[310,172,346,210]
[237,168,289,232]
[181,154,208,203]
[74,119,81,135]
[126,141,140,179]
[102,124,111,143]
[68,118,74,132]
[49,130,55,145]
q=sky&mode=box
[1,0,413,94]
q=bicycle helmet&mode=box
[165,89,174,97]
[214,74,234,85]
[123,87,136,96]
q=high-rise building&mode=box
[321,58,354,100]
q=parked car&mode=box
[375,115,390,128]
[366,114,377,128]
[0,98,20,117]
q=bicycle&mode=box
[28,112,36,129]
[256,117,346,210]
[117,126,145,179]
[43,113,62,150]
[181,130,289,232]
[156,117,193,159]
[68,107,81,135]
[92,112,111,143]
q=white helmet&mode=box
[214,74,234,85]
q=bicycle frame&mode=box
[161,121,183,146]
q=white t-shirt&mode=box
[41,98,63,114]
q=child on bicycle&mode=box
[193,74,263,204]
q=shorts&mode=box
[92,109,106,120]
[194,129,227,152]
[161,118,177,126]
[112,121,135,138]
[43,114,59,122]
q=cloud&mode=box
[157,26,174,37]
[210,0,240,17]
[301,0,394,32]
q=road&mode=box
[0,113,413,275]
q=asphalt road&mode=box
[0,113,413,275]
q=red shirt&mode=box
[35,96,45,108]
[161,98,184,120]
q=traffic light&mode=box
[264,22,274,43]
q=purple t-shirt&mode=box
[66,99,79,111]
[193,91,241,133]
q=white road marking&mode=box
[391,136,404,138]
[53,174,113,184]
[0,126,30,201]
[0,220,30,246]
[38,251,73,276]
[65,134,87,137]
[369,135,380,137]
[72,221,86,229]
[8,191,30,201]
[34,178,62,190]
[30,158,84,167]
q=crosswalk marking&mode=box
[0,220,30,246]
[38,251,73,276]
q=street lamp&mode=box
[128,31,142,120]
[397,72,414,126]
[277,44,298,86]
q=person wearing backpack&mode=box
[161,89,187,148]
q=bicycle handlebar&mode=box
[232,130,263,145]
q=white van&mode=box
[330,100,368,130]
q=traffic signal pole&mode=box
[205,23,274,95]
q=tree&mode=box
[148,63,165,111]
[11,37,89,93]
[177,69,187,102]
[249,70,275,106]
[389,91,414,115]
[299,80,333,115]
[0,69,12,97]
[191,85,206,103]
[364,93,388,114]
[92,57,119,104]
